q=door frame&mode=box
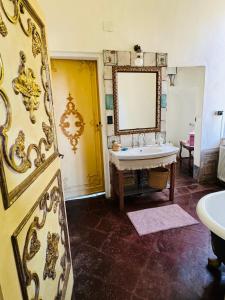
[50,51,110,198]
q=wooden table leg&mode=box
[118,170,125,211]
[111,163,116,201]
[179,142,183,165]
[188,149,192,173]
[169,162,176,202]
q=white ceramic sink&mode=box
[111,144,179,160]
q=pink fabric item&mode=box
[127,204,198,236]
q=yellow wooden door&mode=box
[0,1,73,299]
[51,59,104,199]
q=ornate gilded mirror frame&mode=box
[112,66,161,135]
[0,0,58,208]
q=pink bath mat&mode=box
[127,204,198,236]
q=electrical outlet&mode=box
[215,111,224,116]
[103,21,114,32]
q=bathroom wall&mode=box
[39,0,225,163]
[166,67,205,166]
[103,50,168,148]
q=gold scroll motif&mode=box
[12,171,71,300]
[13,51,41,124]
[0,0,21,24]
[31,23,42,57]
[59,93,85,154]
[0,0,42,56]
[0,13,7,36]
[29,230,41,258]
[43,232,60,280]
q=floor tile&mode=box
[66,163,225,299]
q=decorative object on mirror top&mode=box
[103,49,167,68]
[103,50,117,65]
[133,44,143,67]
[156,53,168,67]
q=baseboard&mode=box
[194,148,219,183]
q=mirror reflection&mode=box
[113,66,161,135]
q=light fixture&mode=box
[134,44,143,67]
[167,67,177,86]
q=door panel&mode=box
[12,170,71,300]
[0,1,58,208]
[51,59,104,199]
[0,1,73,299]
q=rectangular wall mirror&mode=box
[112,66,161,135]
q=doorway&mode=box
[166,66,205,177]
[51,59,105,199]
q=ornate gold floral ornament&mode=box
[31,23,42,57]
[29,230,41,257]
[0,49,55,175]
[13,51,41,124]
[43,232,60,280]
[59,93,85,153]
[12,171,71,300]
[0,13,7,36]
[19,4,42,57]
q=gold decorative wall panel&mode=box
[0,0,58,208]
[12,170,71,300]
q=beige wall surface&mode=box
[39,0,225,153]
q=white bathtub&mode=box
[197,190,225,240]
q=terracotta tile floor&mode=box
[66,162,225,300]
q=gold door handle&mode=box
[96,122,103,129]
[58,153,64,159]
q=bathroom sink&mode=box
[111,144,179,160]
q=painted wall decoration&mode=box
[11,170,71,300]
[0,0,58,208]
[59,93,85,154]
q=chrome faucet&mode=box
[131,134,134,148]
[156,133,163,145]
[138,133,146,147]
